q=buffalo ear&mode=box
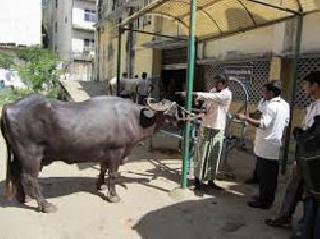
[140,108,155,127]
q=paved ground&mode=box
[0,82,298,238]
[0,131,294,239]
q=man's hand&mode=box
[236,112,248,121]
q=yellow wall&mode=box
[134,25,154,77]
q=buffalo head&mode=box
[138,98,178,128]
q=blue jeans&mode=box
[302,197,320,239]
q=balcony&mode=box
[72,48,94,62]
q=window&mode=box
[84,9,97,22]
[55,22,57,33]
[84,39,94,48]
[55,0,58,8]
[65,16,67,23]
[143,0,152,26]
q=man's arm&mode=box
[196,90,231,104]
[237,113,261,127]
[237,104,274,128]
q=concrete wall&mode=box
[0,0,42,46]
[301,12,320,53]
[203,12,320,59]
[72,30,94,53]
[73,0,96,30]
[46,0,73,61]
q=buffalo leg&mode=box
[19,144,56,213]
[21,171,56,213]
[10,156,26,204]
[107,164,120,203]
[97,162,108,190]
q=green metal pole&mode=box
[282,14,303,175]
[116,18,122,97]
[181,0,197,188]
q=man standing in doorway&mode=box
[137,72,152,105]
[237,82,289,209]
[193,76,232,190]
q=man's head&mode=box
[302,71,320,99]
[214,75,227,92]
[135,74,139,79]
[142,72,148,80]
[262,81,282,100]
[122,72,128,78]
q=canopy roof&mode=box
[120,0,320,40]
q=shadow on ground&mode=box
[132,196,290,239]
[0,158,182,210]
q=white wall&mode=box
[54,0,73,61]
[72,0,96,30]
[0,0,41,46]
[72,38,84,53]
[72,30,94,53]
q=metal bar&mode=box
[116,18,122,96]
[282,14,303,175]
[121,27,187,41]
[182,0,196,189]
[295,0,303,12]
[199,13,299,41]
[142,11,190,29]
[199,10,320,42]
[199,8,223,34]
[128,7,135,79]
[237,0,257,26]
[246,0,299,15]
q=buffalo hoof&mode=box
[39,202,57,213]
[17,195,32,204]
[25,195,32,203]
[107,192,120,203]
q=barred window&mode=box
[84,9,97,22]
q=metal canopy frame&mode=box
[114,0,320,188]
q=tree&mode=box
[16,47,62,91]
[0,52,15,69]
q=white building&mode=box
[0,0,42,47]
[43,0,97,81]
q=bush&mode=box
[0,87,64,107]
[0,88,33,106]
[16,47,62,91]
[0,52,14,69]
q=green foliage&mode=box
[0,47,65,106]
[0,87,64,107]
[16,47,62,91]
[0,52,15,69]
[0,88,33,106]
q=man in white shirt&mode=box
[298,71,320,239]
[137,72,152,105]
[245,86,271,185]
[237,82,289,209]
[265,72,320,236]
[193,76,232,190]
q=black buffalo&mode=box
[1,94,178,213]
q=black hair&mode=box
[214,75,227,85]
[303,71,320,85]
[263,81,282,97]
